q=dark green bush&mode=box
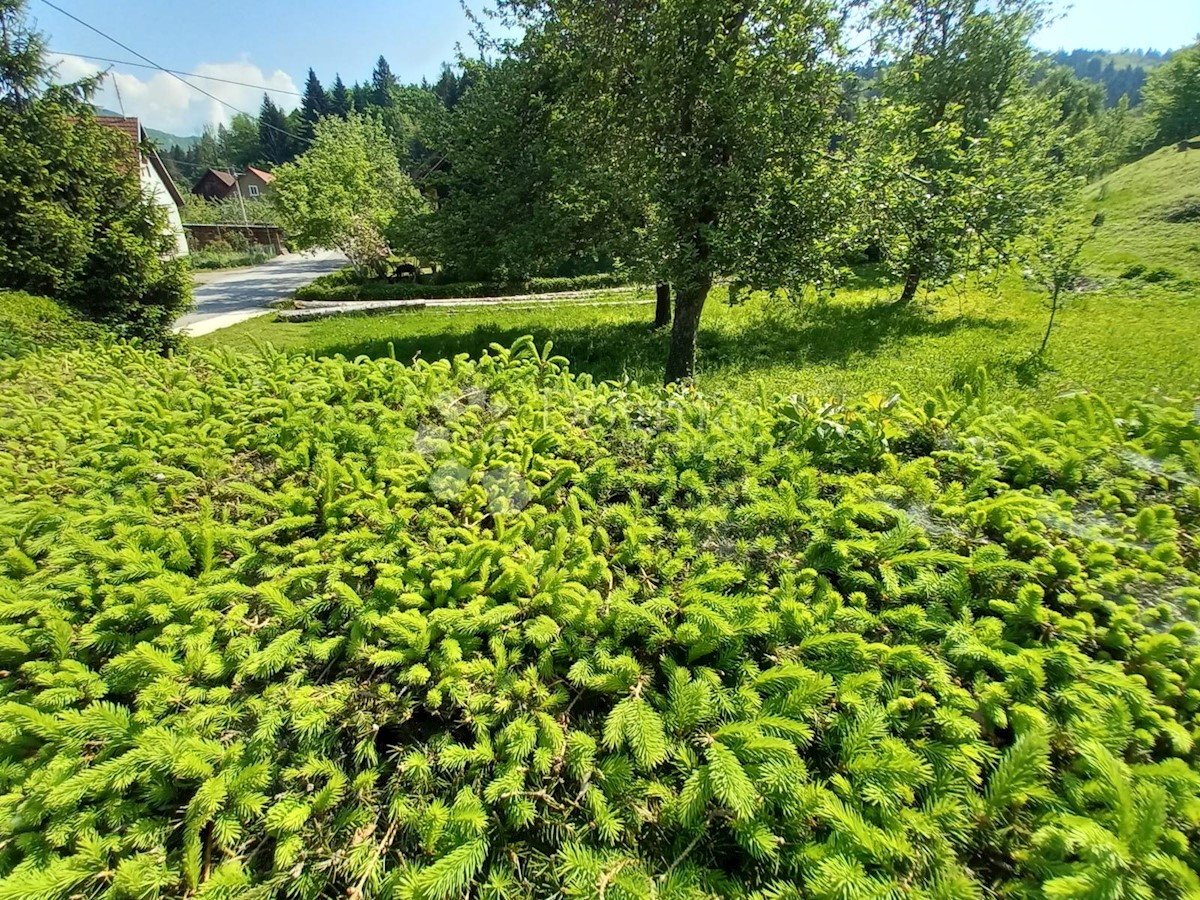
[294,271,634,303]
[1,338,1199,898]
[0,97,190,344]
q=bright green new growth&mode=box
[1,337,1199,898]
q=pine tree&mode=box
[257,93,295,166]
[329,73,351,118]
[299,67,329,141]
[371,54,397,108]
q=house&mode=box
[239,166,275,199]
[191,168,238,201]
[191,166,275,202]
[95,116,189,258]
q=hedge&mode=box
[294,271,636,303]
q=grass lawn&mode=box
[1083,140,1200,282]
[200,145,1200,406]
[198,272,1200,405]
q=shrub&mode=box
[0,95,190,345]
[294,271,634,303]
[1164,197,1200,224]
[187,247,278,272]
[0,290,99,358]
[222,231,251,253]
[1,338,1199,898]
[200,238,235,255]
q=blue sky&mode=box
[33,0,1200,135]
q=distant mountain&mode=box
[1048,49,1172,107]
[93,107,201,152]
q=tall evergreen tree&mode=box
[371,55,398,108]
[300,68,329,141]
[258,93,295,166]
[329,73,352,118]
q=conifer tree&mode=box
[257,93,296,166]
[329,73,352,118]
[299,67,329,141]
[371,54,398,108]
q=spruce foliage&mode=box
[0,338,1198,898]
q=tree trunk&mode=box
[1040,286,1060,355]
[653,282,672,329]
[897,264,921,305]
[664,278,711,384]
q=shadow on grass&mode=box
[313,297,1016,386]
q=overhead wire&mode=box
[48,50,304,97]
[35,0,311,146]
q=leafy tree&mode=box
[428,56,633,282]
[219,112,262,169]
[499,0,856,382]
[0,0,189,342]
[1143,40,1200,147]
[257,93,296,166]
[299,67,329,142]
[271,112,427,275]
[329,73,352,118]
[860,0,1071,305]
[1021,210,1101,354]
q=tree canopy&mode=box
[1143,40,1200,148]
[498,0,857,382]
[857,0,1072,304]
[270,113,427,274]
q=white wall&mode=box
[140,159,189,258]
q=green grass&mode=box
[200,274,1200,405]
[1085,139,1200,283]
[201,146,1200,405]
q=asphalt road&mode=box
[174,249,346,337]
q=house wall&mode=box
[141,159,189,258]
[237,172,271,199]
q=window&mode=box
[247,184,260,197]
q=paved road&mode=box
[174,250,346,337]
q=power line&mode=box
[49,50,304,97]
[36,0,311,146]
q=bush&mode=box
[0,96,190,344]
[187,247,278,271]
[294,271,634,302]
[1,338,1199,898]
[200,237,235,255]
[0,290,99,358]
[222,231,251,253]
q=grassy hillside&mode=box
[1085,140,1200,283]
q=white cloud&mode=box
[47,53,299,136]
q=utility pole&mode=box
[228,167,249,228]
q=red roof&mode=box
[206,169,238,188]
[95,115,142,165]
[245,166,275,183]
[95,115,185,208]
